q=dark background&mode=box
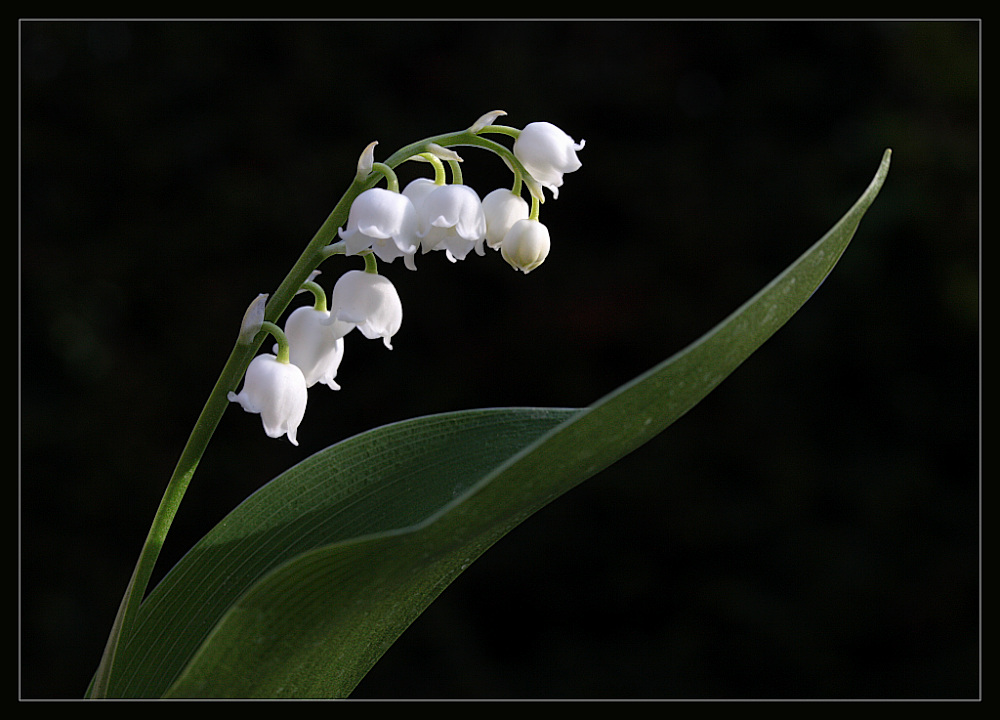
[20,20,979,699]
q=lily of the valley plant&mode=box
[89,110,585,695]
[86,108,889,699]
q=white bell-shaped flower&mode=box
[501,218,550,274]
[228,354,308,446]
[283,305,344,390]
[481,188,530,249]
[409,182,487,262]
[402,177,439,208]
[338,187,419,270]
[328,270,403,349]
[513,121,585,199]
[401,178,440,266]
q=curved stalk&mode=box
[88,121,525,698]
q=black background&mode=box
[20,20,979,699]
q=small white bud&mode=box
[501,218,550,274]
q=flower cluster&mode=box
[228,112,583,444]
[228,269,402,445]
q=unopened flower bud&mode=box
[501,218,550,274]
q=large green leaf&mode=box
[106,150,890,698]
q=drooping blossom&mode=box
[513,121,584,199]
[405,181,487,262]
[228,354,308,446]
[327,270,403,349]
[282,305,344,390]
[338,187,420,270]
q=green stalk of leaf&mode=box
[96,149,891,698]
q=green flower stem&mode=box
[261,321,291,364]
[387,131,526,182]
[478,123,521,140]
[511,174,524,198]
[447,158,463,185]
[300,280,328,312]
[529,194,541,221]
[318,240,346,261]
[412,152,447,185]
[371,162,400,193]
[89,121,526,698]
